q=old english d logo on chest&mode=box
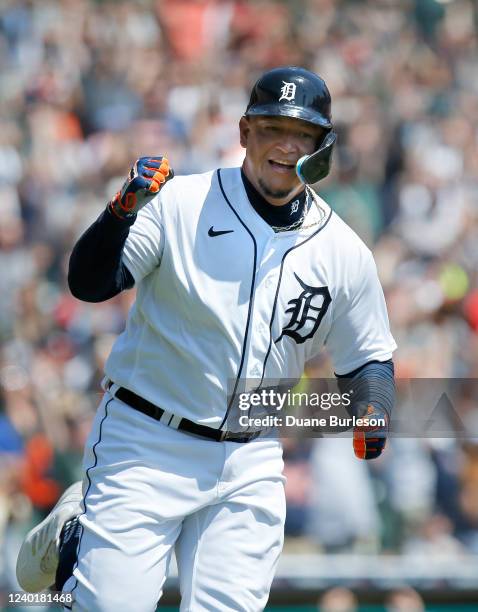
[275,273,331,344]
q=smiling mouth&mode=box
[268,159,295,172]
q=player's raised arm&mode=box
[68,156,173,302]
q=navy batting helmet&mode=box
[245,66,332,130]
[245,66,336,184]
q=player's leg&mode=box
[58,396,182,611]
[61,394,222,611]
[61,503,181,612]
[175,440,286,612]
[16,481,83,593]
[14,455,177,605]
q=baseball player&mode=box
[16,67,396,611]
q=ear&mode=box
[239,116,249,148]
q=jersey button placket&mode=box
[244,247,279,381]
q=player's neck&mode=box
[241,169,308,231]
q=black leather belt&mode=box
[106,381,260,443]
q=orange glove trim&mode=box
[123,192,137,211]
[353,429,367,459]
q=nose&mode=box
[276,133,300,154]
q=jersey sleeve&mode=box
[121,194,166,283]
[325,248,397,375]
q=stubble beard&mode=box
[258,177,295,203]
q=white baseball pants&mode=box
[62,392,286,611]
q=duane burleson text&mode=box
[238,415,387,428]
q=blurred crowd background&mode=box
[1,0,478,602]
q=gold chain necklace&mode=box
[271,188,326,233]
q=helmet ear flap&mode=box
[296,131,337,184]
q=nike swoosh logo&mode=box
[208,226,234,237]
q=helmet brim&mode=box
[245,103,332,130]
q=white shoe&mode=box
[16,481,83,592]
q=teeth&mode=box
[272,160,293,166]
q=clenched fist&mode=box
[109,156,173,220]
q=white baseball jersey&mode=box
[104,167,396,427]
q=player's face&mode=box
[239,115,324,206]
